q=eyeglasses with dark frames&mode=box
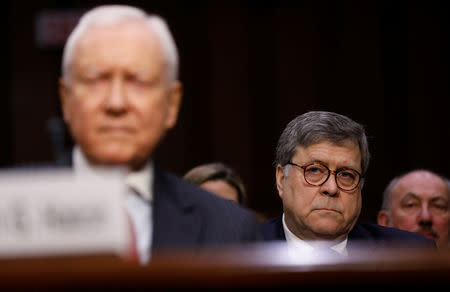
[286,161,363,191]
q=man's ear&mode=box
[59,77,71,124]
[164,80,183,130]
[377,210,390,226]
[275,164,286,200]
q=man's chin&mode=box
[93,150,149,170]
[310,222,343,239]
[90,149,135,167]
[83,143,151,169]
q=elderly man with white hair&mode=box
[58,4,261,264]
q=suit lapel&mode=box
[65,153,202,249]
[151,166,202,249]
[30,148,401,253]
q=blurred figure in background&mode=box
[58,4,261,264]
[378,170,449,248]
[183,162,247,205]
[184,162,268,222]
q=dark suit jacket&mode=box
[51,151,262,249]
[151,165,262,249]
[261,216,435,251]
[24,151,262,249]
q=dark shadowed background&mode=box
[2,0,449,222]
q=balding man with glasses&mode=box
[261,111,435,255]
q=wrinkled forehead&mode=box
[295,139,361,156]
[71,22,166,76]
[394,172,449,199]
[294,139,362,169]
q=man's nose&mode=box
[104,77,127,112]
[418,204,432,221]
[320,175,339,197]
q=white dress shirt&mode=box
[282,213,348,257]
[73,146,153,264]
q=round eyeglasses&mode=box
[287,161,363,191]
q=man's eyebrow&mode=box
[430,196,449,204]
[400,192,420,201]
[77,65,101,74]
[305,160,360,171]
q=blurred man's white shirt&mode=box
[73,146,153,264]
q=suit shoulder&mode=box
[260,216,284,241]
[157,169,258,219]
[261,216,282,229]
[352,221,435,247]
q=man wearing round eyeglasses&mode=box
[261,111,435,255]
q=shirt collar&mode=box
[73,146,154,202]
[282,213,348,256]
[125,162,153,202]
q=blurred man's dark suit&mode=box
[53,151,262,248]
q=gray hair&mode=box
[275,111,370,175]
[380,176,400,210]
[61,5,179,83]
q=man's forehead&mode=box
[294,140,361,164]
[71,23,165,76]
[398,172,446,189]
[394,174,449,199]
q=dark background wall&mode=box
[3,0,449,222]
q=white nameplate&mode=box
[0,167,130,258]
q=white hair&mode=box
[61,5,179,83]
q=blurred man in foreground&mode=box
[58,4,261,264]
